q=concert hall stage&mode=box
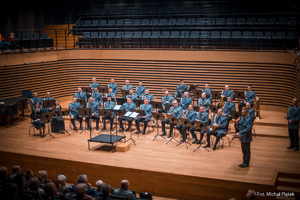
[0,99,299,200]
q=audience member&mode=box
[12,174,33,200]
[1,182,18,200]
[40,170,50,184]
[74,183,94,200]
[96,180,104,192]
[44,182,57,200]
[101,183,113,200]
[57,176,71,194]
[6,32,16,49]
[0,166,8,184]
[112,180,135,199]
[70,174,99,197]
[36,173,45,188]
[28,177,43,198]
[246,189,256,200]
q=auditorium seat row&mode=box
[7,33,53,49]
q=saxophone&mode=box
[210,115,220,133]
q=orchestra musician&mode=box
[160,100,183,138]
[202,83,213,103]
[105,88,117,102]
[180,92,192,110]
[239,85,256,112]
[108,78,118,95]
[285,98,300,151]
[75,87,87,103]
[92,87,102,106]
[141,89,154,102]
[122,80,133,98]
[198,93,211,113]
[175,80,188,98]
[235,108,253,167]
[126,89,138,100]
[158,90,173,114]
[30,102,45,136]
[51,100,65,134]
[30,92,43,111]
[190,106,209,144]
[245,102,255,121]
[89,77,100,92]
[204,108,228,150]
[135,98,153,135]
[176,104,197,142]
[223,96,236,130]
[221,85,234,101]
[135,81,145,98]
[86,96,100,131]
[102,95,116,132]
[43,92,54,112]
[119,97,136,132]
[68,96,83,130]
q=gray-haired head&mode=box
[58,174,66,181]
[77,174,87,184]
[74,183,87,197]
[40,170,48,180]
[12,165,20,174]
[96,180,104,190]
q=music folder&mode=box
[98,109,112,117]
[131,109,146,117]
[211,91,221,99]
[43,100,55,109]
[77,99,87,106]
[150,101,163,109]
[78,108,92,116]
[194,121,209,132]
[234,90,245,99]
[58,110,70,117]
[113,105,123,111]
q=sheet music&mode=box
[124,112,132,117]
[130,112,139,118]
[114,105,122,110]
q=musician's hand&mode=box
[143,116,146,119]
[237,117,241,122]
[168,113,171,116]
[92,113,95,117]
[223,114,227,116]
[163,107,165,110]
[236,132,240,136]
[71,116,74,119]
[89,93,92,95]
[37,119,40,121]
[165,101,169,104]
[289,120,292,124]
[183,110,186,114]
[284,116,288,119]
[213,124,218,128]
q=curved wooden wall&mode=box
[0,50,298,108]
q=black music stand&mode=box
[133,100,144,108]
[150,101,163,112]
[234,90,245,106]
[111,105,124,136]
[166,115,180,145]
[82,87,93,95]
[123,111,140,145]
[43,100,55,112]
[209,105,218,114]
[211,91,221,106]
[152,112,166,141]
[193,121,209,152]
[99,87,108,97]
[177,118,192,149]
[77,99,87,107]
[98,109,112,133]
[131,109,146,137]
[41,112,55,139]
[78,108,92,136]
[57,110,70,135]
[121,90,129,98]
[165,105,172,112]
[192,89,202,105]
[194,106,200,112]
[117,98,127,105]
[230,111,241,143]
[189,84,199,92]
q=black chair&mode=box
[124,19,133,26]
[151,19,159,26]
[210,31,221,47]
[186,18,196,25]
[189,31,200,47]
[170,31,179,47]
[236,18,245,25]
[100,20,107,26]
[123,32,133,47]
[196,18,205,25]
[116,19,124,26]
[132,32,142,47]
[142,31,151,46]
[141,19,150,26]
[151,31,160,47]
[257,18,267,24]
[160,31,170,47]
[158,19,167,26]
[268,18,277,25]
[232,31,242,48]
[133,19,140,26]
[246,17,256,25]
[92,20,99,27]
[216,18,225,25]
[177,18,186,25]
[226,18,235,25]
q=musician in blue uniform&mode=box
[89,77,100,92]
[135,98,153,135]
[102,95,116,131]
[198,93,211,113]
[175,80,188,98]
[204,108,228,150]
[221,85,234,101]
[75,87,87,103]
[135,81,145,98]
[30,92,43,111]
[105,88,117,102]
[141,89,154,102]
[108,78,119,95]
[43,92,55,112]
[223,96,236,129]
[285,98,300,151]
[122,80,133,98]
[158,90,173,114]
[126,89,138,100]
[85,96,100,130]
[239,85,256,111]
[92,87,102,105]
[180,92,192,110]
[68,96,83,130]
[190,106,209,144]
[245,102,255,121]
[202,83,213,103]
[235,108,253,167]
[119,97,136,132]
[176,104,197,142]
[160,100,182,138]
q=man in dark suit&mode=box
[235,108,253,168]
[112,180,135,199]
[285,98,300,151]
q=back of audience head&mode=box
[120,180,130,190]
[246,189,256,200]
[102,184,112,197]
[12,165,20,174]
[44,182,57,198]
[39,170,48,181]
[1,183,18,200]
[77,174,88,184]
[12,174,25,196]
[57,176,66,190]
[52,180,61,193]
[25,169,33,180]
[96,180,104,191]
[74,183,87,197]
[28,177,40,191]
[0,166,8,179]
[36,173,45,184]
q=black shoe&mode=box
[287,146,294,149]
[101,128,106,132]
[240,163,249,168]
[192,139,198,144]
[160,132,166,136]
[294,147,299,151]
[80,126,83,130]
[212,146,216,151]
[180,139,184,142]
[196,140,201,144]
[119,128,124,132]
[204,144,210,148]
[142,132,145,135]
[111,128,114,131]
[96,127,99,131]
[135,131,140,134]
[87,128,90,131]
[125,128,130,131]
[239,163,245,167]
[73,127,76,130]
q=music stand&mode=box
[133,100,144,108]
[192,89,202,105]
[43,100,55,112]
[77,99,87,107]
[211,91,221,106]
[166,115,180,145]
[165,105,172,112]
[177,118,192,149]
[111,105,124,136]
[123,111,140,145]
[82,87,93,95]
[234,90,245,105]
[99,87,108,97]
[117,98,127,105]
[189,84,199,92]
[121,90,129,98]
[78,108,92,136]
[41,112,55,139]
[152,112,166,141]
[194,106,200,112]
[193,121,209,152]
[131,109,146,137]
[57,110,70,135]
[98,109,112,133]
[150,101,163,112]
[230,111,241,143]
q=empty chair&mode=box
[91,32,99,38]
[82,32,90,38]
[243,31,253,38]
[161,31,170,38]
[179,31,189,38]
[83,20,92,26]
[268,18,277,24]
[116,19,123,26]
[264,31,274,39]
[106,32,115,38]
[41,33,49,39]
[205,18,215,25]
[107,20,115,26]
[232,31,241,38]
[275,31,285,39]
[200,31,208,38]
[190,31,200,38]
[151,19,159,25]
[159,19,168,26]
[289,18,299,25]
[133,32,142,38]
[100,20,107,26]
[152,31,161,38]
[124,19,133,26]
[196,18,206,25]
[100,32,107,38]
[186,18,196,25]
[226,18,235,24]
[148,7,156,14]
[123,32,133,38]
[254,32,264,38]
[133,19,140,25]
[210,31,220,38]
[33,33,40,39]
[170,31,179,38]
[216,18,225,25]
[246,18,256,24]
[221,31,231,38]
[257,18,267,24]
[115,32,122,38]
[278,17,288,24]
[141,19,150,25]
[177,18,186,25]
[92,20,99,26]
[26,33,33,39]
[286,32,295,39]
[236,18,245,24]
[142,31,151,38]
[168,19,177,25]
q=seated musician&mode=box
[245,102,255,121]
[158,90,173,114]
[51,100,65,134]
[105,88,117,102]
[221,85,234,101]
[202,83,213,103]
[126,89,138,100]
[30,92,43,111]
[86,96,100,131]
[119,97,136,132]
[190,106,209,144]
[122,80,133,98]
[198,93,211,113]
[135,81,145,98]
[239,85,256,112]
[175,80,188,98]
[43,92,54,112]
[160,100,182,138]
[92,87,102,105]
[176,104,197,142]
[102,95,116,132]
[68,96,83,130]
[204,108,228,150]
[75,87,87,104]
[89,77,100,93]
[141,89,154,102]
[135,98,153,135]
[31,102,45,136]
[180,92,192,110]
[108,78,118,95]
[223,96,236,130]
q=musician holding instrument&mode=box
[190,106,209,144]
[175,80,188,98]
[239,85,256,112]
[221,85,234,101]
[223,96,236,130]
[89,77,100,92]
[126,89,138,100]
[160,100,182,138]
[30,92,43,111]
[122,80,133,98]
[92,87,102,106]
[43,92,55,112]
[119,97,136,132]
[285,98,300,151]
[108,78,118,95]
[31,102,45,136]
[102,95,116,132]
[204,108,228,150]
[68,96,83,130]
[245,102,255,121]
[176,104,197,142]
[202,83,213,103]
[180,92,192,110]
[141,89,154,101]
[86,96,100,131]
[158,90,173,114]
[235,108,253,168]
[75,87,87,103]
[51,100,65,134]
[135,81,145,98]
[105,88,117,102]
[135,98,153,135]
[198,93,211,113]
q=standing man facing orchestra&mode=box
[285,98,300,151]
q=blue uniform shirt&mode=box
[105,93,117,102]
[197,112,209,127]
[123,102,137,112]
[126,93,138,100]
[104,101,116,118]
[141,94,154,102]
[87,101,100,117]
[244,90,256,104]
[75,92,87,102]
[211,115,228,135]
[140,104,153,120]
[198,98,211,113]
[90,82,100,91]
[135,86,145,97]
[223,101,236,119]
[162,95,173,108]
[168,106,183,119]
[180,97,192,110]
[222,89,234,100]
[185,110,198,124]
[92,91,102,105]
[108,83,118,94]
[68,102,82,116]
[30,97,43,110]
[248,108,255,120]
[287,105,300,130]
[175,84,188,97]
[122,84,133,90]
[202,88,213,103]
